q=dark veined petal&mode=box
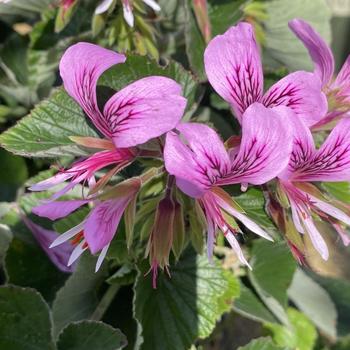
[288,19,334,88]
[59,42,126,138]
[286,118,350,181]
[164,122,231,198]
[262,71,327,127]
[103,76,187,148]
[218,103,293,186]
[204,22,263,122]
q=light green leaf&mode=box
[134,248,240,350]
[248,240,297,325]
[265,308,317,350]
[0,88,98,158]
[52,253,108,338]
[322,182,350,203]
[234,283,278,324]
[57,321,127,350]
[288,269,337,340]
[262,0,332,71]
[0,285,55,350]
[238,337,287,350]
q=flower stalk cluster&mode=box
[30,19,350,284]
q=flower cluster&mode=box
[31,19,350,285]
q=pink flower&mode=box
[278,117,350,260]
[30,42,186,217]
[164,103,294,266]
[95,0,161,28]
[204,22,327,127]
[289,19,350,127]
[22,215,76,273]
[48,178,141,271]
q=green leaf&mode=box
[262,0,331,71]
[52,253,108,338]
[265,308,317,350]
[2,209,68,302]
[0,285,55,350]
[0,88,98,158]
[312,274,350,337]
[107,264,137,286]
[234,188,277,234]
[134,248,240,350]
[0,148,28,201]
[288,269,337,340]
[322,182,350,203]
[238,337,287,350]
[234,283,278,324]
[53,207,90,234]
[57,321,127,350]
[248,240,297,325]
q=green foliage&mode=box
[238,337,287,350]
[134,248,240,350]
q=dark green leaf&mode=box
[234,283,277,324]
[0,285,55,350]
[52,253,108,338]
[57,320,127,350]
[134,249,240,350]
[0,88,98,158]
[249,240,297,325]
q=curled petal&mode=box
[95,0,114,14]
[84,194,135,254]
[262,71,327,127]
[33,200,88,220]
[59,42,126,137]
[303,216,329,260]
[218,103,293,186]
[164,123,230,197]
[104,76,186,148]
[204,22,263,121]
[289,19,334,87]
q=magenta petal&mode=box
[84,196,132,254]
[289,19,334,87]
[262,71,327,127]
[29,172,72,191]
[164,123,230,198]
[33,200,89,220]
[204,22,263,121]
[103,76,186,148]
[219,103,293,186]
[59,42,126,137]
[22,216,75,273]
[332,55,350,99]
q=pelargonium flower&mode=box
[30,42,186,215]
[278,117,350,260]
[21,215,76,273]
[164,103,294,266]
[48,178,142,271]
[204,22,327,127]
[289,19,350,127]
[95,0,160,28]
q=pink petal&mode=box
[122,0,134,27]
[289,19,334,87]
[303,216,329,260]
[262,71,327,127]
[33,200,89,220]
[290,118,350,181]
[278,117,316,180]
[59,42,126,137]
[164,122,230,197]
[225,230,252,269]
[218,103,293,186]
[84,196,133,254]
[29,172,72,191]
[332,223,350,247]
[22,216,75,273]
[332,55,350,99]
[204,22,263,122]
[103,76,186,148]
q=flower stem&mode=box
[90,284,120,321]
